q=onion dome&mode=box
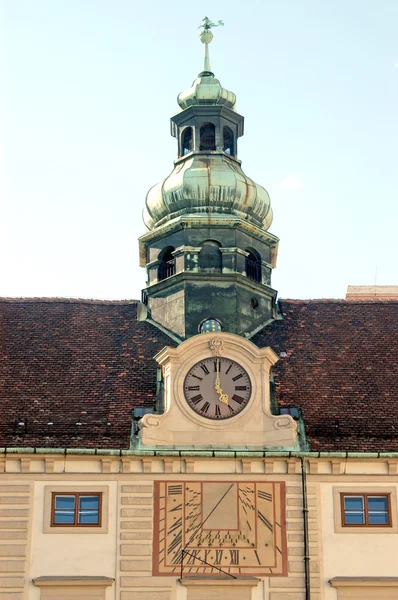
[142,17,273,233]
[143,154,273,231]
[178,28,236,111]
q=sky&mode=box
[1,0,397,301]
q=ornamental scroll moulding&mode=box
[138,332,297,449]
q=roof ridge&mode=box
[0,297,139,305]
[279,298,398,304]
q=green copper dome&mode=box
[142,19,273,232]
[143,155,273,231]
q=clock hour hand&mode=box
[215,358,229,405]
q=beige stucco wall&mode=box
[320,481,398,600]
[0,454,397,600]
[29,480,118,600]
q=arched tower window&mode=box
[181,127,193,156]
[199,122,216,151]
[223,126,234,155]
[158,247,175,281]
[199,240,222,272]
[245,249,262,283]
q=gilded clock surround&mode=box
[138,331,297,448]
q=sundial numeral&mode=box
[187,385,200,391]
[200,364,210,375]
[168,485,182,495]
[186,549,201,565]
[229,549,240,565]
[232,373,243,381]
[190,394,203,405]
[167,530,182,554]
[169,503,182,512]
[215,550,223,564]
[258,511,273,532]
[232,394,244,405]
[169,517,183,534]
[258,490,273,501]
[254,550,261,565]
[171,549,183,564]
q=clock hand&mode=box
[214,358,229,405]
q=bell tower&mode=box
[138,19,279,339]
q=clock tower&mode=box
[138,20,279,339]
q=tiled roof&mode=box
[0,299,176,449]
[252,300,398,451]
[0,297,397,451]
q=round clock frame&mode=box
[183,356,252,421]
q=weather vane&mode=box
[197,16,224,76]
[198,16,224,31]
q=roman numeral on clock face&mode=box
[200,364,210,375]
[232,373,243,382]
[190,394,203,405]
[201,402,210,414]
[232,394,244,405]
[235,385,247,391]
[187,385,200,391]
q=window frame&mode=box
[44,485,109,534]
[51,492,102,528]
[340,492,392,528]
[333,486,397,534]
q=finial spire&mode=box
[197,16,224,77]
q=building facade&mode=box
[1,19,398,600]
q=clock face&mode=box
[153,480,287,577]
[183,357,252,420]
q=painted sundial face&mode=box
[183,357,252,420]
[153,481,287,577]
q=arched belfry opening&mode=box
[245,249,262,283]
[223,126,234,155]
[199,240,222,272]
[199,122,216,151]
[181,127,193,156]
[158,247,175,281]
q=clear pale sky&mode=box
[2,0,397,300]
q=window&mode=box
[341,493,391,527]
[199,122,216,151]
[44,485,109,534]
[245,249,262,283]
[52,493,101,527]
[181,127,193,155]
[223,126,234,155]
[158,247,175,281]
